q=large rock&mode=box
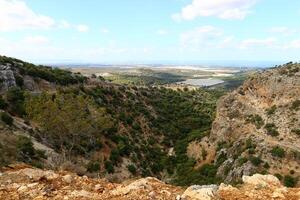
[181,185,219,200]
[111,177,156,195]
[242,174,281,187]
[0,64,16,91]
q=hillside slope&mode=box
[0,55,222,185]
[193,63,300,186]
[0,55,299,189]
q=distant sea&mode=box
[35,60,291,69]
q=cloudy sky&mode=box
[0,0,300,64]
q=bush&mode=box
[265,123,279,136]
[274,173,283,180]
[6,87,25,116]
[291,129,300,136]
[87,161,101,172]
[127,164,137,174]
[263,162,270,169]
[284,175,297,187]
[238,157,248,166]
[35,149,47,159]
[15,75,24,87]
[16,136,35,161]
[104,161,114,173]
[0,97,8,109]
[291,100,300,111]
[1,112,13,126]
[249,156,263,166]
[266,105,277,115]
[271,146,285,158]
[246,114,264,129]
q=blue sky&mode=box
[0,0,300,64]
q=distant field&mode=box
[69,65,255,90]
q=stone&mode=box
[94,184,103,191]
[148,191,156,197]
[182,185,218,200]
[18,185,28,192]
[0,64,16,91]
[71,190,93,198]
[62,175,73,184]
[242,174,281,187]
[111,177,155,196]
[28,183,39,188]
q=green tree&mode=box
[1,112,13,126]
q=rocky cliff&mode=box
[0,165,299,200]
[196,63,300,185]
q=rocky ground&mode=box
[0,165,299,200]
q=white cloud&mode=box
[76,24,89,32]
[58,20,71,29]
[100,28,110,34]
[269,26,296,36]
[180,26,224,48]
[0,36,151,62]
[156,29,168,35]
[0,0,55,31]
[284,39,300,49]
[22,36,49,45]
[173,0,257,21]
[239,38,277,49]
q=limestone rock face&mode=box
[206,63,300,184]
[0,64,16,91]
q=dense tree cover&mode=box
[22,84,223,184]
[25,91,115,157]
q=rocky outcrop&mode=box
[0,64,16,91]
[0,166,299,199]
[202,63,300,184]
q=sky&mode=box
[0,0,300,64]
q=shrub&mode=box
[127,164,137,174]
[104,161,114,173]
[110,149,121,164]
[15,75,24,87]
[265,123,279,136]
[274,173,283,180]
[1,112,13,126]
[238,157,248,166]
[263,162,270,169]
[16,136,35,161]
[249,156,263,166]
[246,114,264,129]
[284,175,297,187]
[291,100,300,111]
[87,161,101,172]
[6,87,25,116]
[0,97,8,109]
[266,105,277,115]
[271,146,285,158]
[291,129,300,136]
[35,149,47,159]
